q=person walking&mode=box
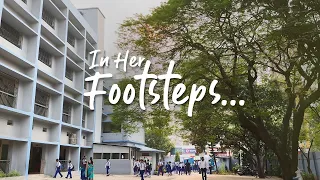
[53,159,63,178]
[199,157,209,180]
[185,160,191,175]
[139,159,146,180]
[166,162,172,176]
[134,159,139,176]
[87,159,94,180]
[80,160,87,180]
[65,160,73,179]
[146,160,152,177]
[179,162,184,175]
[105,159,111,176]
[157,161,164,176]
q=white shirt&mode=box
[56,162,61,168]
[199,160,209,169]
[179,163,184,168]
[140,162,146,170]
[105,161,111,168]
[158,162,163,166]
[68,163,73,169]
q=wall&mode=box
[298,152,320,178]
[93,159,132,175]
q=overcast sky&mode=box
[70,0,166,55]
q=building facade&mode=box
[0,0,104,177]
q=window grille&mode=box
[38,48,52,67]
[65,67,73,81]
[21,0,27,4]
[0,72,18,108]
[42,9,55,29]
[0,21,22,48]
[67,32,75,47]
[62,101,71,123]
[34,89,50,117]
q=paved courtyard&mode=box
[4,173,282,180]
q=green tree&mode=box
[117,0,320,179]
[145,128,174,154]
[175,152,180,162]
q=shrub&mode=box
[232,165,241,174]
[0,171,6,178]
[301,172,316,180]
[217,163,228,175]
[7,170,20,177]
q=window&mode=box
[65,67,73,81]
[82,110,86,128]
[21,0,27,4]
[43,128,47,132]
[121,153,129,159]
[93,153,102,159]
[62,101,71,123]
[0,72,18,108]
[103,153,111,159]
[42,9,55,29]
[34,89,50,117]
[111,153,120,159]
[38,48,52,67]
[67,33,75,47]
[7,120,13,126]
[0,21,22,48]
[102,122,121,133]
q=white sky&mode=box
[70,0,166,55]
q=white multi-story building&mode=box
[0,0,105,177]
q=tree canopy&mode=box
[117,0,320,179]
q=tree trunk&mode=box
[256,154,266,178]
[278,155,296,180]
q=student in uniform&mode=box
[185,160,191,175]
[53,159,63,178]
[65,160,73,179]
[175,161,179,174]
[135,159,140,176]
[166,162,172,176]
[105,159,111,176]
[199,157,209,180]
[139,159,146,180]
[179,162,184,175]
[157,161,164,176]
[146,160,152,177]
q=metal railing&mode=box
[38,48,52,67]
[60,160,68,172]
[0,21,22,48]
[0,160,10,174]
[42,9,55,29]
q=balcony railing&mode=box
[38,48,52,67]
[34,104,48,117]
[0,72,18,108]
[60,160,68,172]
[42,9,55,29]
[0,160,10,174]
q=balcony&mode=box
[60,126,79,147]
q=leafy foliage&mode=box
[117,0,320,179]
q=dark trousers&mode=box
[140,170,145,180]
[66,168,72,178]
[54,167,63,178]
[201,168,207,180]
[106,166,110,174]
[158,166,163,176]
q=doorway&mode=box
[28,144,42,174]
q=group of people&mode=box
[157,160,192,176]
[53,156,94,179]
[133,159,153,180]
[80,156,94,180]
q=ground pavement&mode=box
[4,172,282,180]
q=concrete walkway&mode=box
[3,172,282,180]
